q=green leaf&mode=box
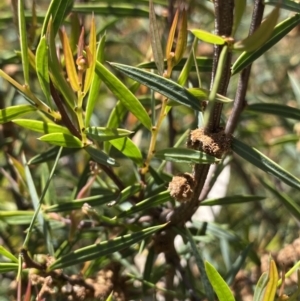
[41,0,74,36]
[0,263,18,274]
[39,133,83,148]
[23,152,44,231]
[184,228,215,301]
[149,0,164,75]
[264,0,300,13]
[233,6,279,52]
[138,56,213,73]
[85,146,118,167]
[45,193,116,213]
[205,261,236,301]
[109,137,143,166]
[110,62,202,111]
[36,36,51,106]
[261,179,300,221]
[48,224,166,270]
[95,61,152,130]
[28,146,78,164]
[155,148,218,164]
[232,138,300,190]
[85,34,106,127]
[85,127,133,142]
[0,211,34,225]
[232,0,246,36]
[201,195,265,206]
[232,14,300,75]
[253,272,268,301]
[72,4,150,18]
[115,191,170,219]
[0,246,18,263]
[0,105,36,123]
[188,87,233,103]
[246,103,300,120]
[226,243,253,285]
[13,119,71,134]
[190,29,226,45]
[18,0,30,85]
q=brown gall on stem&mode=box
[187,127,232,159]
[168,172,195,203]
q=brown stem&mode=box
[50,81,81,139]
[207,0,234,132]
[161,0,234,225]
[225,0,265,136]
[99,163,125,191]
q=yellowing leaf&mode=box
[61,29,80,92]
[190,29,226,45]
[262,260,278,301]
[233,6,280,52]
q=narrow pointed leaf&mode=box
[0,246,18,263]
[188,88,233,103]
[232,0,246,35]
[149,0,164,75]
[232,14,300,75]
[61,29,80,92]
[166,9,178,57]
[109,137,143,166]
[13,119,71,135]
[39,133,83,148]
[83,15,97,94]
[232,138,300,190]
[0,105,36,123]
[85,34,106,127]
[183,230,215,301]
[28,146,78,165]
[110,63,202,111]
[72,4,150,18]
[264,0,300,13]
[138,56,213,72]
[261,179,300,221]
[48,224,166,270]
[85,146,118,167]
[226,243,253,285]
[178,38,198,86]
[246,103,300,120]
[85,126,133,141]
[174,8,187,64]
[253,272,269,301]
[0,263,19,273]
[18,0,30,85]
[201,195,265,206]
[115,191,170,219]
[95,61,152,130]
[205,261,235,301]
[234,6,279,52]
[0,70,60,120]
[41,0,74,36]
[45,193,116,213]
[47,19,76,110]
[36,36,51,106]
[155,148,218,164]
[262,260,278,301]
[190,29,226,45]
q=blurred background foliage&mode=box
[1,0,300,300]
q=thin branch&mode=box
[50,81,81,139]
[225,0,265,135]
